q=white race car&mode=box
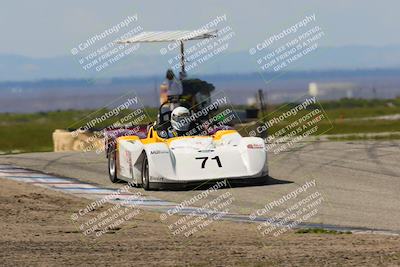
[105,105,268,190]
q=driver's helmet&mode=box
[171,106,191,132]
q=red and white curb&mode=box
[0,164,398,236]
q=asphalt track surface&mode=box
[1,141,399,233]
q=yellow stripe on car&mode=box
[117,128,239,147]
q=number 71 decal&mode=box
[195,156,222,168]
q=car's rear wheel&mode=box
[108,149,120,183]
[141,154,151,190]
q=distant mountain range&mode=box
[1,68,399,113]
[1,45,400,82]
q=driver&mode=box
[168,106,192,137]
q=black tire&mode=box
[108,149,120,183]
[141,154,151,190]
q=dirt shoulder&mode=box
[0,178,399,267]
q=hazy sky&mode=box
[1,0,399,58]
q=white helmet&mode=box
[171,106,191,131]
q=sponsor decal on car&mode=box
[247,144,264,149]
[150,150,169,155]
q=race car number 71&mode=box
[195,156,222,168]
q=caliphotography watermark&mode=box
[70,182,144,239]
[158,91,241,139]
[161,14,235,73]
[244,95,333,158]
[70,14,143,73]
[61,92,150,155]
[159,180,235,238]
[249,13,325,73]
[159,14,227,55]
[249,179,324,237]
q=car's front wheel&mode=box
[108,149,120,183]
[141,154,151,190]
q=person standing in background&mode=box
[160,69,183,109]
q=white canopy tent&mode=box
[117,29,218,77]
[117,29,217,43]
